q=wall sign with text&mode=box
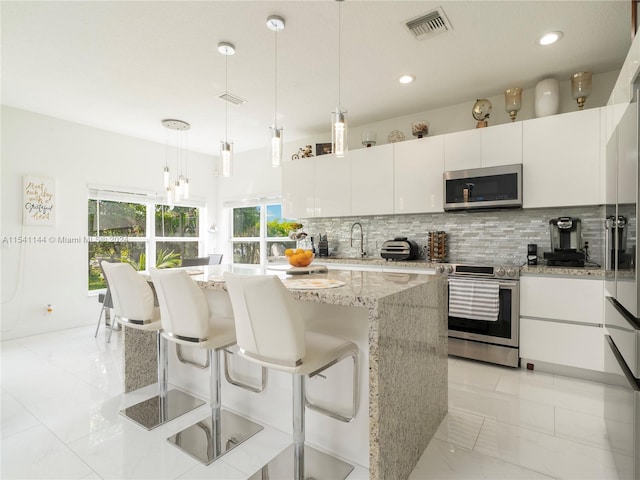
[23,176,56,226]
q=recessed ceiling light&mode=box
[537,31,563,46]
[399,74,415,84]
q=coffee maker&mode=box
[543,217,586,267]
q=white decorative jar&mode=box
[534,78,560,117]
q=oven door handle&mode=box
[447,278,518,289]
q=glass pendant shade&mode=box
[221,141,233,177]
[182,178,189,199]
[163,166,170,188]
[571,72,592,110]
[332,110,348,157]
[174,180,181,202]
[270,127,283,167]
[504,88,522,122]
[166,187,173,206]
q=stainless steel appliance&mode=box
[436,263,520,367]
[443,163,522,211]
[543,217,586,267]
[317,234,329,257]
[604,92,640,479]
[380,237,420,261]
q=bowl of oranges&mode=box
[285,248,314,267]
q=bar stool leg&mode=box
[293,374,305,480]
[120,331,205,430]
[247,372,353,480]
[166,347,263,465]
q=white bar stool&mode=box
[150,268,263,465]
[101,261,205,429]
[224,272,359,480]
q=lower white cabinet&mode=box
[519,276,605,372]
[520,318,605,372]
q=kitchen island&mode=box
[124,265,447,480]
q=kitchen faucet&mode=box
[350,222,366,258]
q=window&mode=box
[88,191,203,290]
[231,202,296,265]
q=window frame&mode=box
[229,200,295,266]
[87,187,205,292]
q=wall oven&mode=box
[436,263,520,368]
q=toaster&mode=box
[380,237,420,261]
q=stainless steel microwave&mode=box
[443,163,523,211]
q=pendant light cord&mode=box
[338,0,342,109]
[225,53,228,143]
[274,26,278,129]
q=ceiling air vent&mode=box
[217,91,246,106]
[404,7,452,40]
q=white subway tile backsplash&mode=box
[301,206,604,266]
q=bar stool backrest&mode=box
[224,273,305,368]
[150,268,210,340]
[101,261,155,322]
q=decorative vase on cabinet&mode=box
[534,78,560,117]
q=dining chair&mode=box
[223,272,359,480]
[208,253,223,265]
[181,257,211,267]
[95,258,116,339]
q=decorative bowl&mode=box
[285,249,314,267]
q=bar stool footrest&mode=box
[167,409,263,465]
[248,444,354,480]
[120,388,205,430]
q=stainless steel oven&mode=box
[436,263,520,367]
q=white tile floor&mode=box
[0,325,630,479]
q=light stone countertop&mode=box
[193,264,439,309]
[520,264,605,278]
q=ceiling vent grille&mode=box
[405,7,452,40]
[217,92,246,105]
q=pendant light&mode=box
[161,119,190,204]
[331,0,347,158]
[218,42,235,177]
[267,15,285,168]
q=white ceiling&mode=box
[1,1,632,156]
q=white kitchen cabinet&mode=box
[393,136,445,213]
[443,122,522,171]
[481,122,523,167]
[350,144,394,216]
[315,154,351,217]
[444,129,481,171]
[282,157,316,218]
[520,318,605,372]
[522,108,602,208]
[519,276,605,372]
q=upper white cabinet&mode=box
[522,108,602,208]
[481,122,523,167]
[394,136,445,213]
[350,144,394,216]
[282,157,315,218]
[444,122,523,171]
[444,129,481,170]
[315,154,351,217]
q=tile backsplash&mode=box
[301,206,606,267]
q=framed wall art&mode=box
[23,176,56,226]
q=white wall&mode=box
[0,106,216,340]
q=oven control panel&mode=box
[435,263,519,279]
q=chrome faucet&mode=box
[350,222,366,258]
